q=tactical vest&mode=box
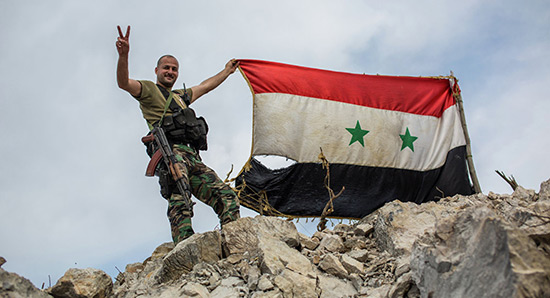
[156,84,209,151]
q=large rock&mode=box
[113,243,177,298]
[317,273,358,298]
[180,282,210,297]
[410,207,550,298]
[48,268,112,298]
[0,267,52,298]
[539,178,550,200]
[256,230,315,277]
[272,269,319,297]
[155,231,222,283]
[317,234,346,253]
[318,254,348,278]
[374,200,447,257]
[222,216,300,255]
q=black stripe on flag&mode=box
[236,146,474,219]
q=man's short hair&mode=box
[157,55,178,67]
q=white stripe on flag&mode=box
[252,93,466,171]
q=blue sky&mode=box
[1,0,549,287]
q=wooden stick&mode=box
[453,78,482,193]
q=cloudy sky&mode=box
[1,0,549,287]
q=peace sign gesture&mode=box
[116,25,131,56]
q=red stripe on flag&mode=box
[238,59,456,117]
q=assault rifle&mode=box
[142,126,194,210]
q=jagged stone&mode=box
[155,231,222,283]
[387,272,417,298]
[348,273,363,291]
[394,261,410,278]
[257,233,314,276]
[343,235,368,250]
[362,284,391,298]
[317,273,358,298]
[539,178,550,200]
[362,251,396,288]
[0,256,6,268]
[181,282,210,297]
[213,259,240,279]
[210,276,248,298]
[48,268,112,298]
[183,262,221,291]
[149,242,174,259]
[113,243,172,297]
[333,223,352,235]
[298,232,320,250]
[318,253,348,279]
[354,223,374,236]
[317,234,346,253]
[222,216,300,256]
[124,262,144,274]
[346,249,369,262]
[312,254,321,265]
[410,207,550,298]
[374,200,444,257]
[225,253,243,264]
[234,259,254,280]
[513,185,537,203]
[246,264,261,291]
[340,253,364,275]
[0,268,52,298]
[312,230,329,241]
[273,269,319,297]
[257,274,274,291]
[250,289,283,298]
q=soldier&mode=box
[115,25,240,243]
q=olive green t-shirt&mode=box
[135,80,193,128]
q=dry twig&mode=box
[495,170,518,190]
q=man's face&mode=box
[155,57,179,88]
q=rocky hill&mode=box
[1,180,550,297]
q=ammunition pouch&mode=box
[157,164,176,199]
[162,107,209,151]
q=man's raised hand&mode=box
[116,25,131,56]
[225,58,240,74]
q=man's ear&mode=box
[154,67,158,75]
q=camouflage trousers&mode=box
[163,144,240,243]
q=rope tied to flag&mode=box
[317,148,345,231]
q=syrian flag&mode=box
[236,59,474,219]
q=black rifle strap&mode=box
[156,84,190,112]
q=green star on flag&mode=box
[400,127,418,152]
[346,120,369,146]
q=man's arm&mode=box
[116,25,141,97]
[189,59,240,104]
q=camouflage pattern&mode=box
[166,144,240,243]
